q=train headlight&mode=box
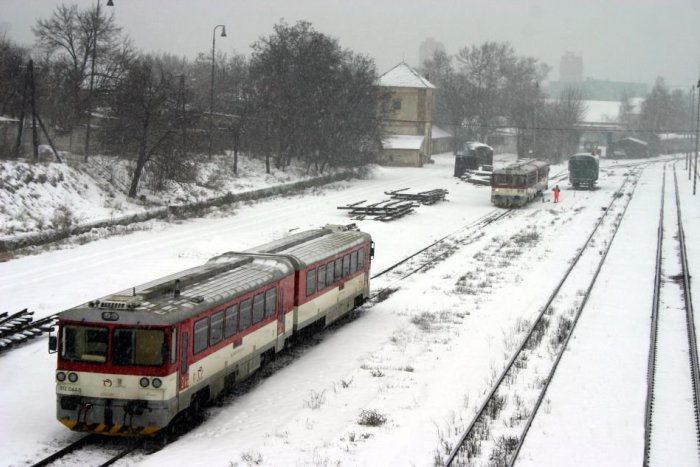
[139,377,150,388]
[56,372,66,382]
[151,378,162,389]
[67,372,78,383]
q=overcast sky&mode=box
[2,0,699,89]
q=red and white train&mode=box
[490,159,550,207]
[49,224,373,436]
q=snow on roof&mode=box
[382,134,425,150]
[658,133,687,140]
[431,125,452,138]
[378,62,435,89]
[621,136,648,145]
[466,141,492,150]
[581,97,644,123]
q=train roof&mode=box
[60,254,294,326]
[249,224,371,268]
[493,159,549,175]
[569,153,600,160]
[58,225,371,326]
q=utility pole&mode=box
[84,0,114,162]
[688,85,694,171]
[690,85,695,181]
[209,24,226,158]
[695,78,700,195]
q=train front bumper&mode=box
[57,395,177,436]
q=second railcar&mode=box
[568,153,599,188]
[491,159,550,207]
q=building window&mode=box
[393,99,401,110]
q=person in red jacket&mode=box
[553,185,560,203]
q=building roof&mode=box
[431,125,452,139]
[382,134,425,150]
[378,62,435,89]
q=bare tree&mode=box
[33,3,127,160]
[538,87,586,162]
[104,55,180,197]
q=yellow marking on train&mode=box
[94,423,106,432]
[141,425,161,436]
[109,424,123,434]
[60,419,78,429]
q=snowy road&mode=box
[2,155,697,467]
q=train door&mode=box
[277,288,285,336]
[179,332,189,391]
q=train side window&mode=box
[265,288,276,318]
[239,299,252,330]
[342,255,350,277]
[210,311,224,345]
[350,251,357,274]
[326,261,334,285]
[306,269,316,296]
[317,264,326,290]
[358,248,364,269]
[193,317,209,354]
[224,305,238,338]
[252,293,265,324]
[334,258,342,281]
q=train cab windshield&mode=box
[493,173,525,187]
[61,324,166,366]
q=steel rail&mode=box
[673,167,700,464]
[642,165,665,467]
[30,434,97,467]
[445,168,643,466]
[508,162,642,466]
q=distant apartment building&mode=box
[418,37,446,67]
[547,77,648,101]
[560,51,583,82]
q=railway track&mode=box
[368,208,514,300]
[30,434,144,467]
[443,167,642,466]
[0,308,57,354]
[643,165,700,466]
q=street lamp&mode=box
[84,0,114,162]
[209,24,227,158]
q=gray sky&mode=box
[2,0,699,88]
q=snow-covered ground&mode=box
[0,153,337,238]
[0,153,696,466]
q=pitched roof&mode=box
[382,134,425,150]
[377,62,435,89]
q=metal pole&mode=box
[690,86,694,180]
[694,79,700,195]
[687,86,692,171]
[84,0,100,162]
[209,24,226,158]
